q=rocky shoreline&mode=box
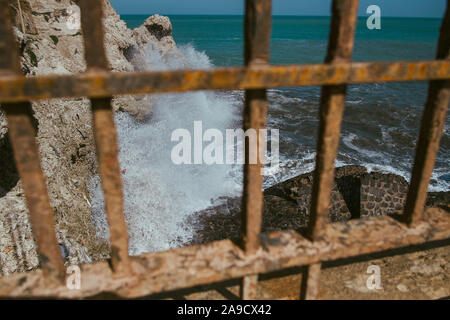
[187,165,449,246]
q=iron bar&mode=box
[0,61,449,103]
[303,0,359,300]
[240,0,272,300]
[0,60,450,102]
[78,0,130,275]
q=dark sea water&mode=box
[121,15,449,191]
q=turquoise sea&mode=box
[123,15,442,64]
[120,15,449,191]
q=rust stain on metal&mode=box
[0,1,64,280]
[240,0,272,300]
[78,0,108,70]
[0,61,450,103]
[241,0,272,253]
[304,0,359,300]
[404,2,450,226]
[78,0,130,275]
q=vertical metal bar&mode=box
[78,0,130,275]
[240,274,259,300]
[240,0,272,300]
[404,1,450,226]
[0,0,64,280]
[301,0,359,300]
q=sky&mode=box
[110,0,446,18]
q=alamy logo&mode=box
[65,5,81,31]
[367,5,381,30]
[366,265,382,290]
[171,121,279,174]
[66,265,81,290]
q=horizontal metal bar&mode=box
[0,60,449,103]
[0,207,448,299]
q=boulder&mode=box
[129,14,187,71]
[134,14,175,49]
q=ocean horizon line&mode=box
[118,14,443,19]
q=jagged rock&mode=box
[102,0,136,72]
[426,192,450,212]
[129,14,187,71]
[0,110,7,141]
[0,0,180,276]
[111,95,152,121]
[133,14,176,52]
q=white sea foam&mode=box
[268,89,304,106]
[342,133,382,159]
[363,163,448,192]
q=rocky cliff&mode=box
[0,0,179,275]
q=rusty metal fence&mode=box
[0,0,449,299]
